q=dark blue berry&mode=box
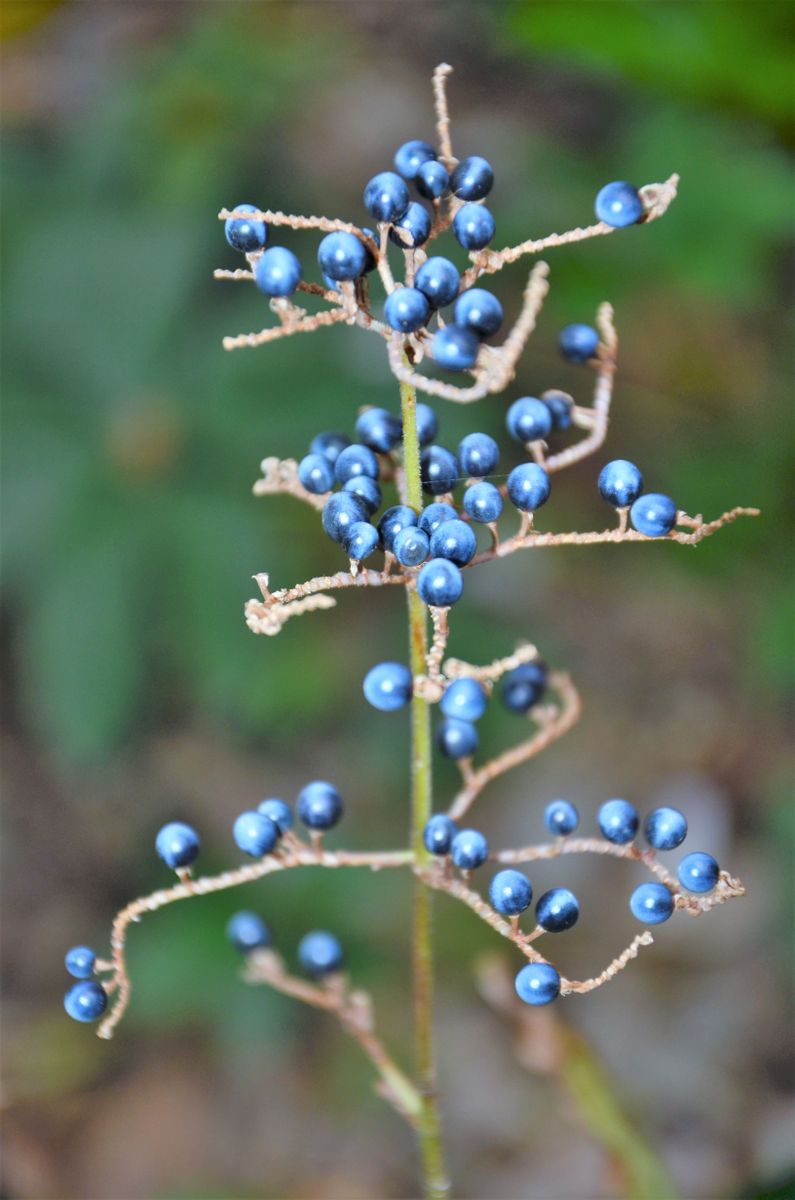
[298,453,335,495]
[418,501,457,536]
[363,662,413,712]
[310,431,350,464]
[378,504,418,552]
[345,521,380,561]
[317,231,367,281]
[322,492,369,544]
[536,887,579,932]
[393,525,430,567]
[595,181,644,228]
[417,558,464,607]
[598,799,639,845]
[355,408,402,454]
[394,139,436,181]
[440,678,487,722]
[363,171,410,223]
[644,807,687,851]
[432,325,480,371]
[65,946,96,979]
[630,493,677,538]
[501,661,547,713]
[630,883,674,924]
[298,930,344,978]
[416,403,439,446]
[384,286,431,334]
[450,156,494,201]
[542,390,573,430]
[421,445,459,496]
[451,828,489,869]
[457,432,500,477]
[257,798,293,834]
[463,481,503,524]
[506,463,551,512]
[598,459,644,508]
[415,256,461,308]
[343,475,382,515]
[389,202,431,248]
[453,203,495,250]
[489,869,532,915]
[430,518,476,566]
[559,324,599,363]
[227,910,272,952]
[544,800,579,837]
[335,443,380,484]
[233,811,280,857]
[360,228,378,273]
[297,781,343,831]
[64,980,107,1022]
[678,851,720,893]
[437,716,478,759]
[254,246,302,297]
[155,822,200,869]
[416,159,449,199]
[453,289,503,338]
[225,204,267,253]
[423,814,457,856]
[515,962,560,1006]
[506,397,553,443]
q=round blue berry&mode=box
[322,492,369,544]
[233,810,280,858]
[457,432,500,478]
[418,501,458,536]
[225,204,267,253]
[451,828,489,870]
[343,475,382,515]
[317,231,368,281]
[423,814,457,856]
[384,286,431,334]
[559,323,600,364]
[453,203,496,250]
[345,521,380,562]
[463,481,503,524]
[417,558,464,607]
[335,443,380,484]
[298,930,344,978]
[506,397,553,443]
[440,677,487,722]
[437,716,479,759]
[432,324,480,371]
[390,202,432,248]
[298,452,335,495]
[227,910,272,953]
[489,869,532,915]
[254,246,302,297]
[644,807,688,851]
[542,390,573,431]
[501,661,548,713]
[64,980,107,1023]
[630,882,674,925]
[415,256,461,309]
[257,798,293,834]
[421,446,459,496]
[453,289,503,339]
[297,781,343,831]
[363,661,413,712]
[155,822,200,869]
[393,525,430,567]
[544,800,579,837]
[416,159,449,199]
[678,851,720,894]
[394,139,436,181]
[378,504,418,552]
[416,403,439,447]
[507,463,551,512]
[595,181,644,228]
[310,431,350,464]
[536,887,579,932]
[450,155,494,201]
[598,799,639,845]
[65,946,96,979]
[515,961,560,1006]
[363,171,410,223]
[630,493,678,538]
[430,518,476,566]
[355,408,402,454]
[598,459,644,508]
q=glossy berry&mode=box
[457,432,499,478]
[437,716,479,759]
[515,961,560,1006]
[415,256,461,308]
[501,661,547,713]
[322,492,368,544]
[416,403,439,447]
[595,181,644,228]
[506,397,553,443]
[630,882,674,925]
[363,661,413,712]
[363,171,410,222]
[298,453,335,495]
[64,980,107,1023]
[559,323,599,363]
[317,231,368,281]
[155,822,200,869]
[489,869,532,915]
[630,493,678,538]
[440,677,487,722]
[423,814,457,856]
[644,806,688,851]
[394,139,436,180]
[227,910,272,953]
[355,408,402,454]
[297,781,343,831]
[254,246,302,297]
[544,799,579,837]
[335,443,379,484]
[417,558,464,607]
[298,930,344,978]
[390,202,431,248]
[598,459,644,508]
[432,325,480,371]
[416,159,449,199]
[310,431,350,464]
[378,504,418,552]
[598,799,639,845]
[536,887,579,932]
[450,155,494,201]
[430,518,477,566]
[65,946,96,979]
[257,798,293,834]
[678,851,720,893]
[225,203,267,253]
[345,521,380,561]
[393,525,430,567]
[419,502,457,536]
[233,810,280,857]
[420,445,459,496]
[463,481,503,524]
[507,463,551,512]
[453,203,496,250]
[542,390,573,430]
[343,475,381,515]
[451,828,489,870]
[384,286,431,334]
[453,289,503,339]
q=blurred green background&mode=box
[2,2,793,1198]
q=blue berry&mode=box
[501,661,547,713]
[416,403,439,446]
[421,445,459,496]
[363,661,413,712]
[390,202,432,248]
[451,828,489,870]
[453,203,496,250]
[544,800,579,837]
[310,431,350,464]
[507,463,551,511]
[155,822,200,869]
[65,946,96,979]
[432,325,480,371]
[450,156,494,201]
[393,525,430,567]
[363,171,410,223]
[489,869,532,915]
[629,882,674,924]
[536,887,579,932]
[355,408,402,454]
[437,716,479,759]
[394,139,436,181]
[343,475,382,515]
[430,518,477,566]
[227,910,272,953]
[322,492,369,544]
[440,677,487,722]
[225,203,267,253]
[297,781,343,831]
[506,397,553,443]
[418,501,458,536]
[463,481,503,524]
[335,443,380,484]
[595,181,644,228]
[64,980,107,1023]
[423,814,457,856]
[384,286,431,334]
[417,558,464,607]
[360,228,378,274]
[457,432,500,477]
[317,231,368,281]
[644,807,688,851]
[345,521,380,561]
[542,390,573,430]
[515,962,560,1006]
[254,246,302,297]
[678,851,720,893]
[559,323,599,364]
[416,159,449,199]
[415,257,461,309]
[630,493,678,538]
[378,504,418,552]
[598,799,639,845]
[453,289,503,339]
[257,798,293,834]
[298,452,335,495]
[598,459,644,508]
[233,810,280,858]
[298,930,344,978]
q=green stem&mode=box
[400,376,450,1200]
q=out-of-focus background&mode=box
[2,3,793,1198]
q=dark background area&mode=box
[2,3,793,1198]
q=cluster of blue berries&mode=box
[63,945,107,1023]
[597,459,680,537]
[226,912,344,979]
